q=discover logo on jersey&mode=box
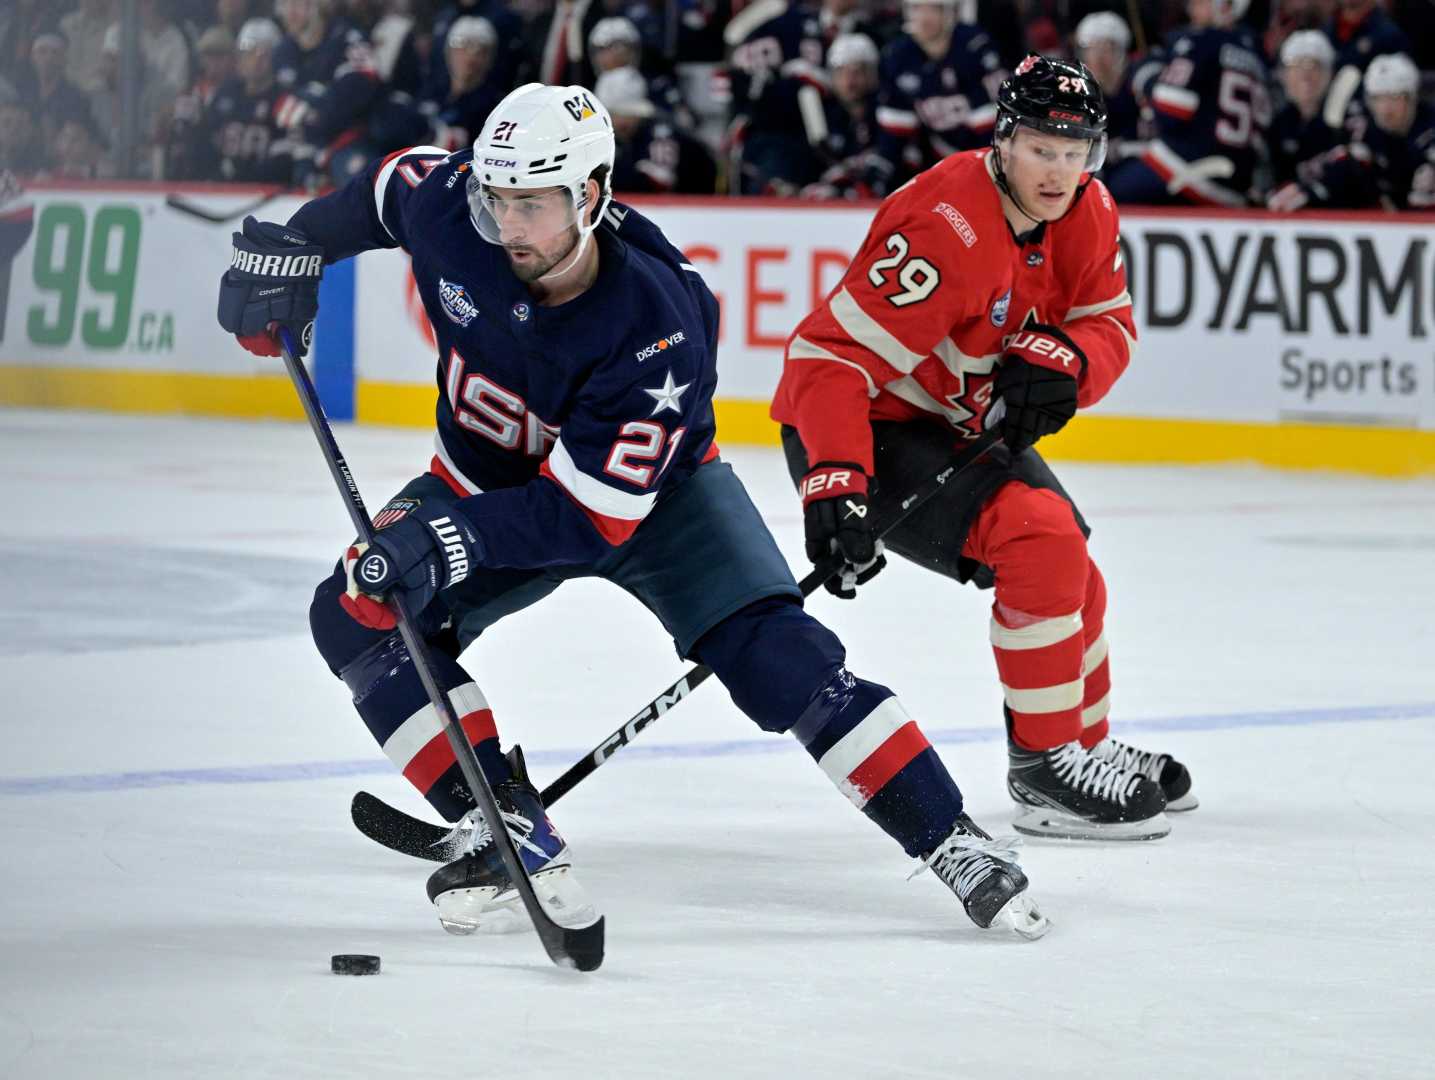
[636,330,686,362]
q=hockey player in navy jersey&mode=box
[1104,0,1272,206]
[185,18,294,184]
[216,83,1047,941]
[1268,53,1435,210]
[876,0,1007,180]
[1320,0,1414,128]
[1267,30,1341,189]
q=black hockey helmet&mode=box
[994,54,1108,170]
[991,54,1108,219]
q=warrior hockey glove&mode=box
[340,508,483,630]
[995,324,1085,454]
[799,462,886,599]
[217,216,323,358]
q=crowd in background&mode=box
[0,0,1431,210]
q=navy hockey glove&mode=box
[340,507,483,630]
[217,216,323,358]
[995,324,1085,454]
[799,462,886,599]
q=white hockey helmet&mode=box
[468,83,616,248]
[447,15,496,52]
[237,17,282,53]
[595,65,654,118]
[1364,52,1419,97]
[828,32,879,70]
[902,0,975,33]
[589,16,642,52]
[1074,12,1132,51]
[1279,29,1335,68]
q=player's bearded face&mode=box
[475,185,585,282]
[1003,128,1090,220]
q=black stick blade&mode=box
[351,791,461,862]
[543,916,605,972]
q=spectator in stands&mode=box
[1269,29,1340,187]
[165,26,240,179]
[0,85,42,179]
[875,0,1007,182]
[90,22,177,178]
[430,1,527,94]
[1320,0,1412,125]
[598,64,717,193]
[19,34,94,142]
[1269,52,1435,209]
[273,0,383,184]
[215,0,258,39]
[45,112,112,180]
[800,31,892,199]
[61,0,117,95]
[0,1,61,88]
[194,17,294,183]
[420,15,504,151]
[134,0,193,97]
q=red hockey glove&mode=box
[799,462,886,599]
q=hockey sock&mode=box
[790,669,964,858]
[966,482,1090,750]
[339,630,510,821]
[1077,560,1111,749]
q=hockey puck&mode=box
[330,954,381,976]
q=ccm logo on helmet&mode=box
[482,157,517,167]
[1005,331,1079,369]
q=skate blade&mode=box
[1012,807,1171,841]
[989,893,1050,941]
[434,884,501,935]
[1165,792,1199,812]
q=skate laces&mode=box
[909,828,1022,901]
[439,806,550,862]
[1091,736,1166,778]
[1050,742,1139,804]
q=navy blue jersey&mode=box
[288,146,721,568]
[1268,101,1340,187]
[273,16,381,146]
[197,78,293,184]
[612,118,717,194]
[1147,26,1272,193]
[1304,102,1435,209]
[421,80,505,153]
[723,0,827,130]
[876,28,1006,173]
[1325,8,1412,74]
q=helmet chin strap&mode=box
[992,143,1045,227]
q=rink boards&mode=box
[1,182,1433,475]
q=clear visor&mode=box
[1009,118,1107,174]
[466,171,583,248]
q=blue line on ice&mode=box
[3,700,1431,796]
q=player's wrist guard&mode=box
[993,351,1079,455]
[217,215,324,358]
[799,462,886,599]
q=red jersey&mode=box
[771,149,1136,472]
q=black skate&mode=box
[912,814,1049,940]
[1088,735,1197,810]
[425,746,596,935]
[1007,738,1170,841]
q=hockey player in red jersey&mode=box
[773,54,1197,841]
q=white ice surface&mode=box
[3,410,1434,1079]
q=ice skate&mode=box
[425,745,597,935]
[1088,734,1197,810]
[1007,737,1170,841]
[913,814,1049,940]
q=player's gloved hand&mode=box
[340,508,483,630]
[799,462,886,599]
[216,215,324,358]
[995,323,1085,454]
[1266,182,1310,213]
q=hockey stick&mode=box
[353,424,1004,861]
[165,190,282,225]
[275,324,604,971]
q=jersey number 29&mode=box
[868,232,941,307]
